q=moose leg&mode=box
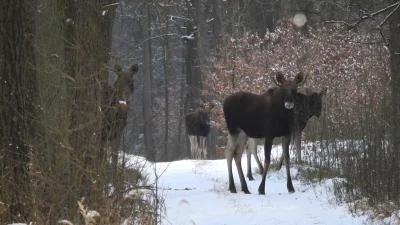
[245,139,254,180]
[201,137,207,159]
[258,137,273,195]
[283,135,295,193]
[193,136,199,159]
[189,136,195,158]
[294,132,302,164]
[234,132,250,193]
[278,154,285,170]
[234,152,250,193]
[198,137,201,159]
[199,137,203,159]
[194,136,199,159]
[252,139,264,174]
[195,136,201,159]
[193,136,197,159]
[278,132,300,170]
[226,134,237,193]
[198,136,203,159]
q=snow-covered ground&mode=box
[134,145,368,225]
[7,144,372,225]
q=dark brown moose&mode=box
[223,72,307,195]
[245,88,327,181]
[101,63,138,183]
[185,102,215,159]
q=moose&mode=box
[112,64,139,103]
[185,102,215,159]
[101,63,139,180]
[245,88,327,181]
[223,71,307,195]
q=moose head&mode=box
[272,72,307,109]
[113,64,139,109]
[304,88,327,117]
[199,101,215,125]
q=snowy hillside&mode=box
[131,145,368,225]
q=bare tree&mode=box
[142,2,155,161]
[325,0,400,203]
[162,2,172,161]
[0,0,37,222]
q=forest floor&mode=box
[134,144,374,225]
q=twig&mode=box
[324,1,400,29]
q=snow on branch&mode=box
[101,2,121,10]
[181,33,195,40]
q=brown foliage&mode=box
[206,20,390,138]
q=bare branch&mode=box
[378,2,400,28]
[325,1,400,55]
[325,1,400,29]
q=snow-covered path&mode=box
[139,147,367,225]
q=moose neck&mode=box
[294,93,315,132]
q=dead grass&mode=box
[346,199,400,225]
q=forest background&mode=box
[1,0,400,224]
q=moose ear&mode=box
[305,88,313,95]
[294,72,307,86]
[273,72,285,86]
[130,64,139,74]
[114,64,122,73]
[319,88,327,97]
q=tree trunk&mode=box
[142,2,155,161]
[33,0,70,221]
[183,21,202,158]
[211,0,224,50]
[63,0,116,215]
[0,0,37,222]
[163,4,171,161]
[178,46,187,159]
[193,0,219,159]
[193,0,211,73]
[388,0,400,200]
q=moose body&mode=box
[185,103,214,159]
[102,64,139,140]
[186,109,211,137]
[289,88,327,164]
[223,72,307,195]
[101,64,138,177]
[245,88,327,180]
